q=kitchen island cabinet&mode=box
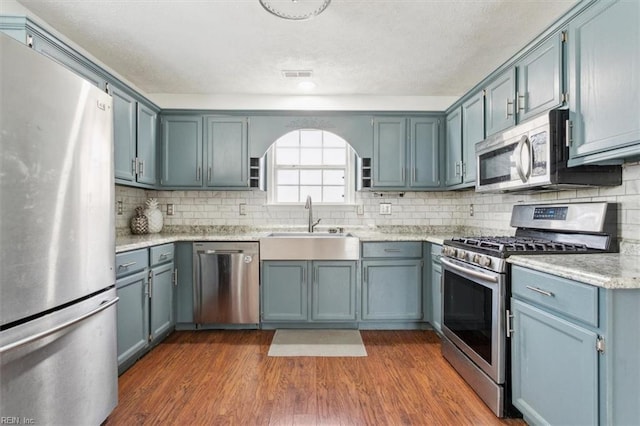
[510,265,640,426]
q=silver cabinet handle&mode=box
[526,285,554,297]
[132,158,137,175]
[159,252,172,259]
[148,274,153,299]
[565,119,573,148]
[118,261,136,269]
[506,98,514,118]
[462,162,467,177]
[506,309,514,338]
[173,269,178,287]
[0,297,119,353]
[517,92,525,112]
[363,267,368,283]
[208,167,212,182]
[402,167,405,182]
[384,248,402,253]
[138,159,144,176]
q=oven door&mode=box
[441,256,506,384]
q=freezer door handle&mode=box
[0,297,119,353]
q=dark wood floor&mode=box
[105,330,525,425]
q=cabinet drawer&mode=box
[115,249,148,278]
[150,243,174,266]
[362,242,422,258]
[511,266,598,327]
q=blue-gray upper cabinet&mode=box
[409,117,441,188]
[372,117,440,189]
[160,115,203,187]
[484,68,517,137]
[135,102,158,186]
[111,84,137,182]
[515,33,563,122]
[567,0,640,165]
[445,107,463,186]
[461,91,484,185]
[204,117,249,188]
[373,117,406,187]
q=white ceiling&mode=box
[14,0,578,101]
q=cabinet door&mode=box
[445,108,463,186]
[511,299,598,426]
[174,243,193,324]
[373,117,406,187]
[409,117,440,188]
[204,117,249,187]
[262,261,308,321]
[567,0,640,162]
[116,270,149,372]
[136,102,158,185]
[516,33,563,122]
[312,261,357,321]
[430,248,442,334]
[112,85,137,182]
[461,92,484,185]
[150,262,174,341]
[362,260,422,320]
[160,115,203,187]
[485,68,516,137]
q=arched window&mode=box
[267,129,356,204]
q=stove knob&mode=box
[457,250,467,260]
[444,247,455,257]
[478,256,492,268]
[472,254,480,264]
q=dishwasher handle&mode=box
[205,249,242,254]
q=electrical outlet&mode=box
[469,203,474,217]
[239,203,247,216]
[379,203,392,215]
[116,200,123,215]
[166,204,174,215]
[356,204,364,215]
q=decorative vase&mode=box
[144,198,163,233]
[130,206,148,235]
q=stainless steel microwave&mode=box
[475,109,621,193]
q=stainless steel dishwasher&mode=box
[193,242,259,325]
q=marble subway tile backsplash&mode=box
[116,161,640,245]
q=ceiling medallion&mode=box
[259,0,332,21]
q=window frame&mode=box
[266,129,356,205]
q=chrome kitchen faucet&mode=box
[305,195,321,232]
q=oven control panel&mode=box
[442,245,502,272]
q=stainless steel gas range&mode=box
[440,202,617,417]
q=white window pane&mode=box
[277,169,299,185]
[323,186,345,203]
[300,170,322,185]
[276,131,299,147]
[300,130,322,147]
[277,186,298,203]
[300,148,322,165]
[323,148,346,165]
[323,169,344,185]
[276,148,299,165]
[324,132,345,147]
[300,186,322,201]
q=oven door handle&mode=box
[441,257,498,283]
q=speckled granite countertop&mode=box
[115,226,457,253]
[508,254,640,289]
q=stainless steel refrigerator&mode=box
[0,34,118,424]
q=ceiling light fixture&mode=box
[259,0,331,21]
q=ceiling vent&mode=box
[282,70,313,78]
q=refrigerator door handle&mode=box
[0,297,119,353]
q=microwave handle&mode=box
[515,135,531,183]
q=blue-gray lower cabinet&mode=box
[261,260,357,323]
[116,269,149,374]
[511,298,598,426]
[149,262,175,342]
[311,261,357,321]
[361,259,422,321]
[116,244,176,374]
[510,265,640,426]
[429,244,442,333]
[262,261,308,322]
